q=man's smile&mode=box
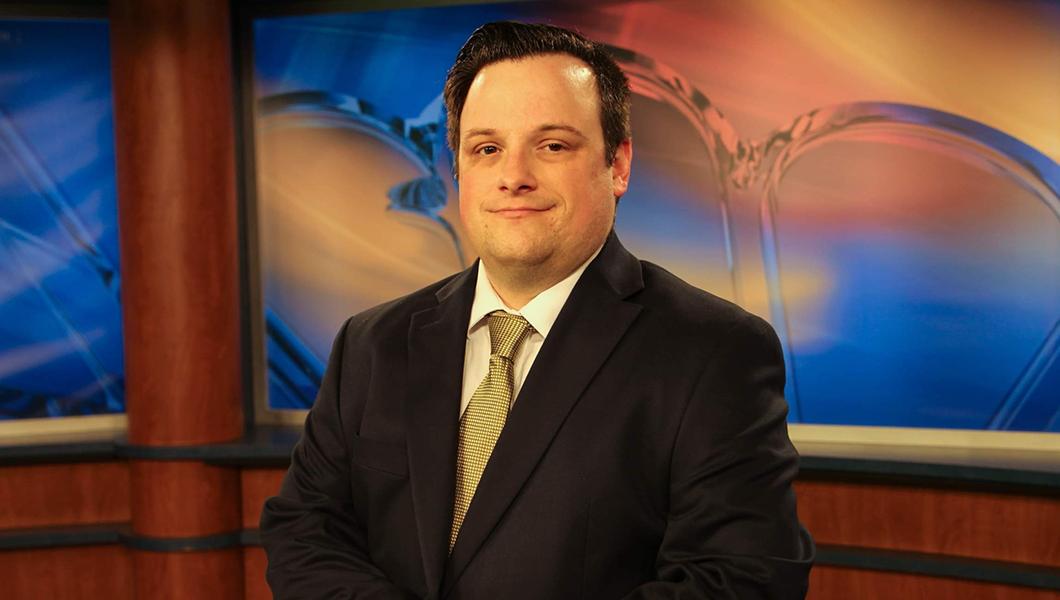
[488,205,555,218]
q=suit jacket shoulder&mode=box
[632,259,781,364]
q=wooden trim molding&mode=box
[796,480,1060,567]
[816,545,1060,591]
[0,545,133,600]
[809,565,1060,600]
[132,548,244,600]
[129,460,241,539]
[0,462,129,530]
[240,468,285,529]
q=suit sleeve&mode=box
[260,318,417,600]
[622,313,814,599]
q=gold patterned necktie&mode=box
[450,311,534,552]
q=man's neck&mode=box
[483,263,565,310]
[480,244,605,310]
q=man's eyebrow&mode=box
[537,124,587,139]
[463,128,497,140]
[462,125,588,140]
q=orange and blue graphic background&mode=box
[252,0,1059,430]
[0,1,1056,432]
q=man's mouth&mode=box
[489,205,553,218]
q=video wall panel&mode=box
[0,19,124,421]
[250,1,1059,432]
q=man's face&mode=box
[456,54,632,281]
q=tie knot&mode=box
[486,311,533,360]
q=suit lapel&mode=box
[406,265,476,600]
[443,234,645,595]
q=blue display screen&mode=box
[0,19,124,419]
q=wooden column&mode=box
[109,1,244,597]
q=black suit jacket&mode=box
[261,233,814,599]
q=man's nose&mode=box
[498,149,537,194]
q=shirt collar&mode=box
[467,243,604,339]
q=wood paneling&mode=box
[796,480,1060,567]
[0,545,132,600]
[109,0,243,447]
[809,565,1060,600]
[240,468,286,529]
[130,460,241,538]
[244,546,271,600]
[0,462,129,529]
[133,548,244,600]
[106,1,247,595]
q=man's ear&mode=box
[611,139,632,198]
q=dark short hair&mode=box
[443,21,631,168]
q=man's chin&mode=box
[481,243,554,272]
[492,251,552,271]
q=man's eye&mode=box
[477,145,499,155]
[545,143,565,152]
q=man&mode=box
[261,21,813,599]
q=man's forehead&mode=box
[470,53,595,91]
[460,54,601,136]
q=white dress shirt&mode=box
[459,245,603,417]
